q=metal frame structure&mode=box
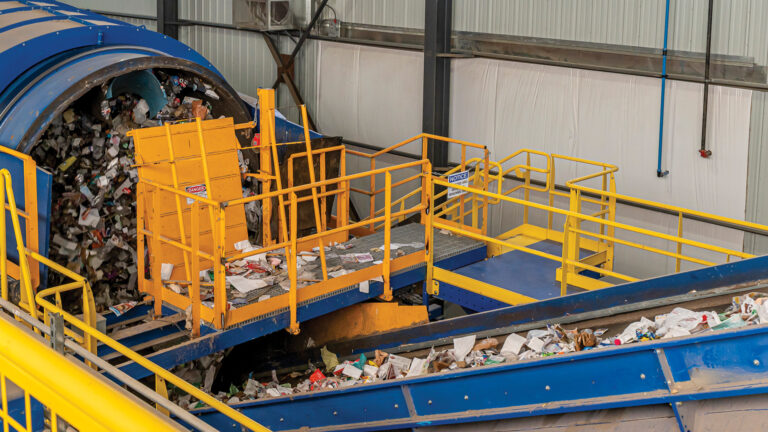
[0,163,270,431]
[192,306,768,432]
[425,153,768,309]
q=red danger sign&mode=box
[185,184,208,204]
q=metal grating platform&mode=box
[228,223,484,311]
[118,224,487,379]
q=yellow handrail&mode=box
[34,292,270,431]
[0,167,269,430]
[0,311,184,432]
[427,173,765,301]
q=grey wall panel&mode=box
[179,0,233,24]
[453,0,768,68]
[744,90,768,254]
[62,0,156,17]
[104,14,157,31]
[179,26,277,96]
[328,0,424,29]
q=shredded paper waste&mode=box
[168,291,768,409]
[34,71,225,311]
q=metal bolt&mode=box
[280,418,284,422]
[428,400,432,405]
[333,411,337,416]
[755,359,761,366]
[676,401,683,406]
[394,404,398,409]
[545,385,551,391]
[656,349,661,354]
[464,395,469,400]
[640,373,646,380]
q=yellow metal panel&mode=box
[433,267,537,306]
[132,118,248,283]
[300,303,428,346]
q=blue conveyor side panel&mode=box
[327,254,768,356]
[192,316,768,432]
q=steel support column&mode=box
[423,0,451,170]
[156,0,179,39]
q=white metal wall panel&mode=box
[179,26,277,96]
[454,0,768,67]
[179,0,233,24]
[744,91,768,254]
[61,0,156,17]
[328,0,424,29]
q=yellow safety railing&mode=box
[140,157,432,332]
[0,168,270,431]
[34,288,270,432]
[0,147,41,291]
[346,133,491,234]
[0,310,184,432]
[136,89,436,333]
[559,177,766,291]
[426,171,768,306]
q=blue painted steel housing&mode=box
[0,0,252,152]
[0,1,256,278]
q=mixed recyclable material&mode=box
[167,291,768,409]
[33,71,219,310]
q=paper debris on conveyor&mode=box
[167,291,768,409]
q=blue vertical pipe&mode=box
[656,0,671,177]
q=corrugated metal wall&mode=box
[177,0,317,123]
[744,91,768,254]
[62,0,156,17]
[327,0,424,29]
[453,0,768,66]
[63,0,318,124]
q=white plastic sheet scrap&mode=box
[378,242,425,251]
[500,333,527,355]
[227,275,269,293]
[453,335,476,362]
[160,263,174,281]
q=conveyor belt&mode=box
[190,255,768,432]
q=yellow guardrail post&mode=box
[288,192,299,334]
[605,173,617,271]
[150,186,163,318]
[425,168,436,295]
[0,171,5,301]
[300,104,329,281]
[381,172,393,301]
[676,211,684,273]
[213,204,227,329]
[258,89,274,246]
[0,170,35,316]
